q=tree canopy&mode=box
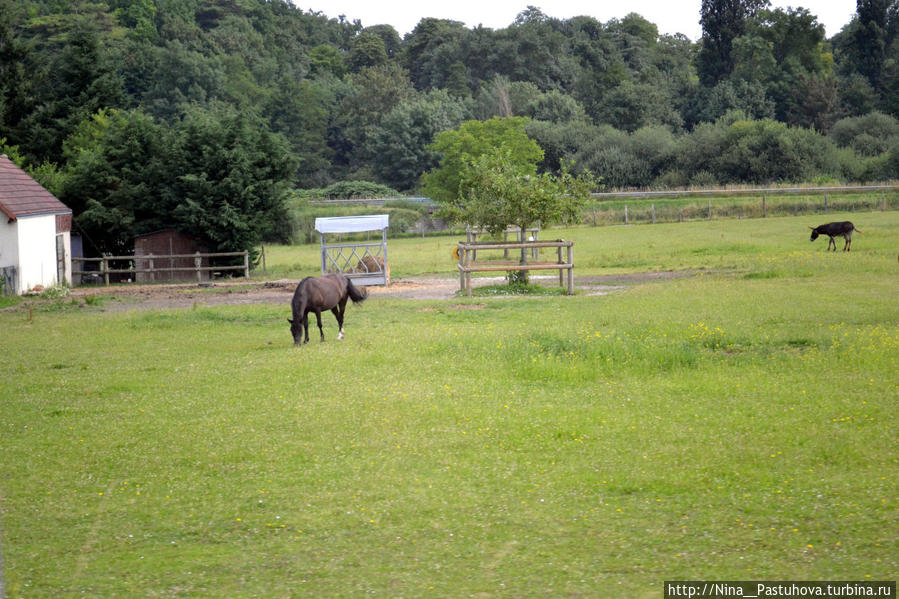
[422,117,544,202]
[455,149,596,236]
[0,0,897,253]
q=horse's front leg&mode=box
[314,309,325,342]
[302,313,310,344]
[332,305,345,340]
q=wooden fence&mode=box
[72,251,249,285]
[456,240,574,296]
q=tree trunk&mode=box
[512,223,529,285]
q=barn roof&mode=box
[0,154,71,221]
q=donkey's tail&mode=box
[346,279,368,303]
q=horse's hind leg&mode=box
[314,309,325,341]
[844,233,852,251]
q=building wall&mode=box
[0,220,20,294]
[56,214,72,286]
[15,215,60,294]
[57,231,71,287]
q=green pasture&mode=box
[585,188,899,226]
[1,212,897,597]
[261,210,898,280]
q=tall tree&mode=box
[371,90,468,190]
[787,74,842,132]
[330,63,414,174]
[852,0,895,91]
[264,75,334,187]
[170,105,296,252]
[22,22,125,164]
[59,109,171,255]
[697,0,770,85]
[402,18,468,90]
[348,31,388,71]
[0,0,31,146]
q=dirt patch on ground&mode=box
[49,270,697,312]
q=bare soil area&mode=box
[51,271,696,312]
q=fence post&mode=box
[824,194,828,212]
[465,247,472,297]
[625,204,629,225]
[195,252,202,282]
[651,204,656,224]
[102,256,109,286]
[148,254,155,283]
[592,206,597,226]
[763,195,767,218]
[557,244,563,288]
[566,244,574,295]
[458,244,464,293]
[883,191,887,211]
[708,199,712,220]
[243,251,250,278]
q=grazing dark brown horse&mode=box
[288,274,367,345]
[809,221,860,252]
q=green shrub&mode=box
[297,181,402,200]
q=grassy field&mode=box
[261,210,897,280]
[584,188,899,226]
[1,212,897,597]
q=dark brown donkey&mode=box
[809,221,860,252]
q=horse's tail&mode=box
[346,278,368,303]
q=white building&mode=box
[0,155,72,295]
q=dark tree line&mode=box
[0,0,897,253]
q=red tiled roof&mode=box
[0,154,71,221]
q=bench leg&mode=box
[567,246,574,295]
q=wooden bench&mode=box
[466,226,541,261]
[456,240,574,296]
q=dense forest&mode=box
[1,0,898,253]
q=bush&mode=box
[829,112,899,156]
[297,181,402,200]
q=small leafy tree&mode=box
[455,149,597,283]
[457,149,595,235]
[422,116,543,202]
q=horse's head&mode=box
[287,318,302,345]
[809,226,819,242]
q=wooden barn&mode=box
[0,155,72,295]
[133,229,210,282]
